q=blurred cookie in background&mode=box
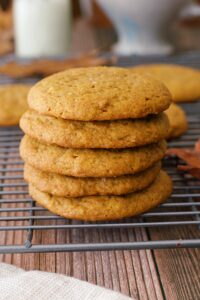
[0,84,30,125]
[165,103,188,139]
[131,64,200,102]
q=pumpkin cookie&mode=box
[131,64,200,102]
[165,103,188,139]
[20,110,169,148]
[29,170,172,221]
[20,135,166,177]
[0,84,30,125]
[24,162,161,197]
[28,67,171,121]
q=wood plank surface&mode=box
[0,19,200,300]
[2,226,165,299]
[149,225,200,300]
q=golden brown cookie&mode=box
[20,110,169,148]
[20,135,166,177]
[24,162,161,197]
[131,64,200,103]
[0,84,30,125]
[28,67,171,121]
[165,103,188,139]
[29,170,172,221]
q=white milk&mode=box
[13,0,71,58]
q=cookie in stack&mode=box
[20,67,173,221]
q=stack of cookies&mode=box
[20,67,173,221]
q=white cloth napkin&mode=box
[0,263,132,300]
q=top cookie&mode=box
[0,84,30,125]
[131,64,200,103]
[28,67,171,121]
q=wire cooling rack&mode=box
[0,53,200,253]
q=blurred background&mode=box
[0,0,200,58]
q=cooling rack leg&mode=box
[24,199,35,249]
[189,198,200,230]
[183,173,200,231]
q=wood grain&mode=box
[3,227,163,299]
[149,225,200,300]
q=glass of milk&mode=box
[13,0,72,58]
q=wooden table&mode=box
[0,19,200,300]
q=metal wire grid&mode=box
[0,52,200,253]
[0,112,199,253]
[116,51,200,68]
